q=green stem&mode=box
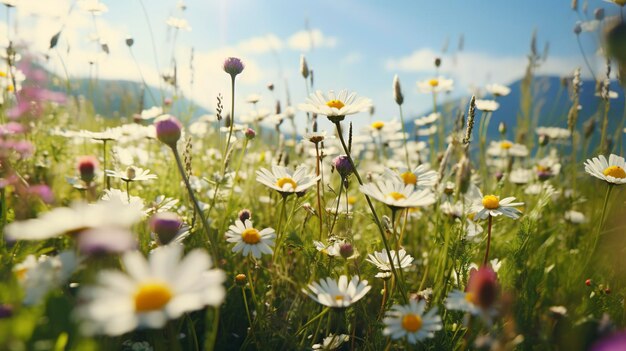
[397,104,411,168]
[333,120,407,303]
[315,143,324,240]
[483,215,493,266]
[223,76,236,168]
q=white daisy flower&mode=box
[298,90,372,122]
[106,166,157,182]
[5,198,143,241]
[225,219,275,259]
[417,125,437,137]
[536,127,571,140]
[383,299,442,344]
[138,106,163,120]
[366,249,413,273]
[485,84,511,97]
[313,240,341,257]
[584,154,626,185]
[256,164,320,196]
[166,16,191,31]
[359,179,435,209]
[76,245,225,336]
[414,112,440,127]
[509,168,534,185]
[417,77,453,94]
[383,165,438,189]
[15,251,80,306]
[303,275,371,308]
[475,99,500,112]
[565,210,587,224]
[487,140,529,158]
[470,189,523,220]
[312,334,350,350]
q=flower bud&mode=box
[235,273,247,286]
[155,115,182,148]
[238,209,252,223]
[333,155,353,178]
[300,55,309,79]
[126,166,136,181]
[538,134,550,146]
[595,8,605,21]
[498,122,506,135]
[125,36,134,47]
[434,57,442,68]
[223,57,245,77]
[245,128,256,140]
[339,242,354,259]
[150,212,182,245]
[574,22,582,35]
[467,265,499,309]
[77,155,98,183]
[267,82,274,91]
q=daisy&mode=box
[565,210,587,224]
[470,190,523,220]
[303,275,371,308]
[304,130,333,144]
[166,16,191,31]
[225,219,275,259]
[75,245,225,336]
[417,77,453,94]
[475,99,500,112]
[509,168,534,185]
[383,299,442,344]
[485,84,511,97]
[106,166,157,182]
[256,164,320,196]
[5,198,143,241]
[366,249,414,275]
[313,240,341,257]
[15,251,80,306]
[298,90,372,122]
[446,265,499,324]
[414,112,440,127]
[487,140,529,158]
[536,127,571,141]
[312,334,350,350]
[584,154,626,185]
[359,179,435,210]
[383,165,438,189]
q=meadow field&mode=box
[1,0,626,350]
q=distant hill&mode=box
[407,76,625,148]
[50,77,210,121]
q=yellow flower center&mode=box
[467,212,476,221]
[371,121,385,130]
[134,282,173,312]
[326,100,345,109]
[0,71,6,78]
[15,268,28,280]
[334,295,345,301]
[482,195,500,210]
[465,292,476,304]
[401,171,417,185]
[388,192,406,201]
[347,196,357,205]
[6,85,14,92]
[428,79,439,87]
[603,165,626,179]
[401,313,423,332]
[500,141,513,150]
[241,228,261,244]
[276,177,298,190]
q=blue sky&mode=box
[1,0,619,131]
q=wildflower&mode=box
[417,77,453,94]
[234,274,247,286]
[256,164,320,196]
[359,179,435,210]
[166,17,191,31]
[238,209,252,222]
[446,265,499,323]
[300,55,309,79]
[339,242,355,259]
[584,154,626,185]
[487,140,529,157]
[536,127,571,141]
[564,210,587,224]
[149,212,183,245]
[225,219,275,259]
[333,155,353,177]
[223,57,244,78]
[485,84,511,97]
[604,0,626,7]
[475,99,500,112]
[470,190,523,220]
[15,251,79,306]
[77,155,98,183]
[106,167,157,182]
[244,128,256,140]
[299,90,372,123]
[78,228,137,255]
[312,334,350,350]
[384,165,438,189]
[138,106,163,120]
[5,199,143,241]
[76,245,225,335]
[304,131,331,144]
[154,115,182,148]
[383,299,442,344]
[393,74,404,105]
[313,240,341,257]
[303,275,371,308]
[509,168,534,185]
[414,112,440,127]
[366,249,413,278]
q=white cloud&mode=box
[287,28,337,52]
[341,51,362,65]
[386,48,595,90]
[237,34,283,54]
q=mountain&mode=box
[407,76,625,147]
